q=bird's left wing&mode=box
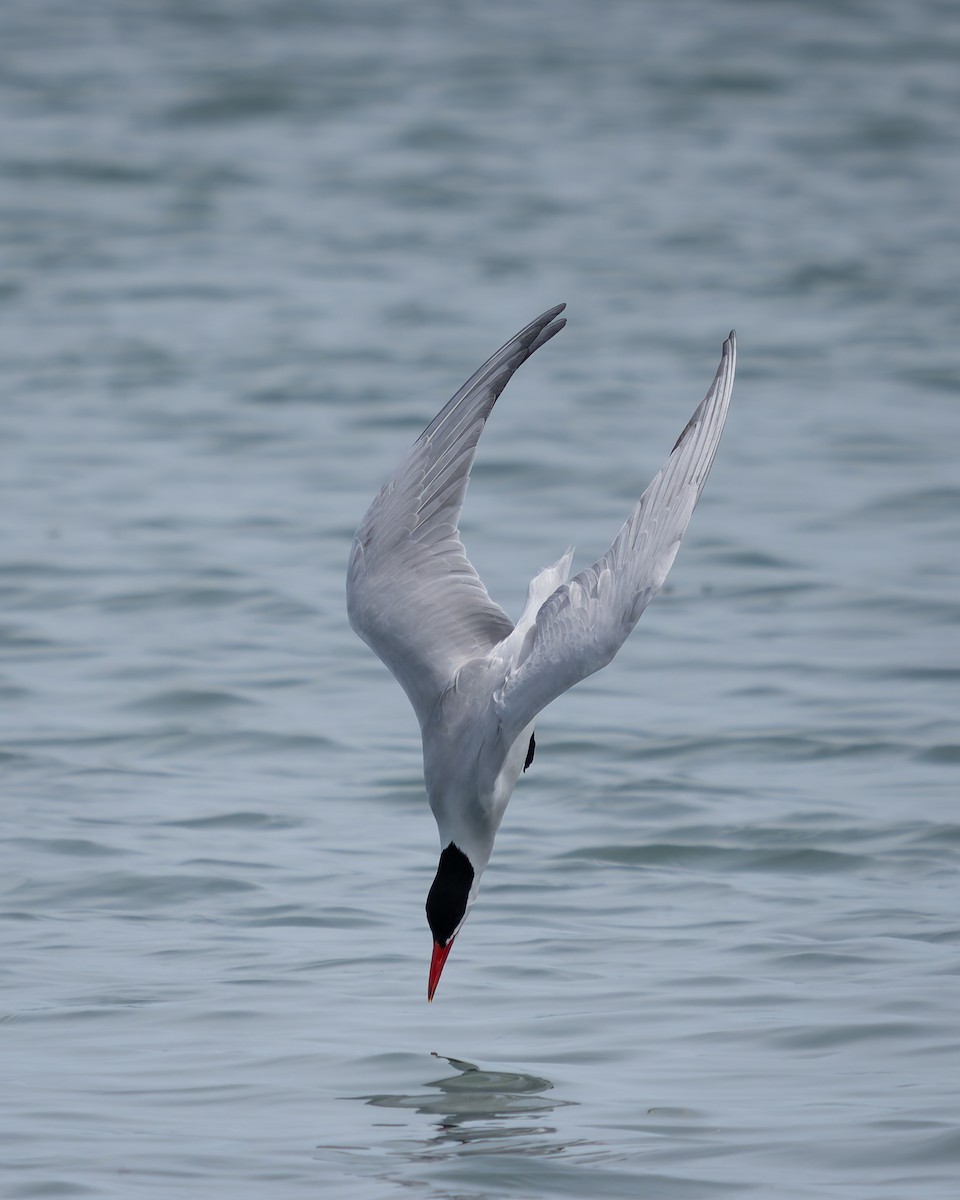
[491,331,736,750]
[347,305,567,727]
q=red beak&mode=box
[428,937,455,1002]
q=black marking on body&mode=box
[523,731,536,773]
[426,843,474,947]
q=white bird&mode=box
[347,305,736,1000]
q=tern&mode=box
[347,305,736,1000]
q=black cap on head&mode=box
[425,843,474,947]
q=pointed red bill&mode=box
[427,937,455,1002]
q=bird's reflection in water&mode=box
[364,1053,574,1153]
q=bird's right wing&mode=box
[492,331,736,749]
[347,305,567,727]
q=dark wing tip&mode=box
[527,303,567,353]
[670,330,736,454]
[532,316,566,353]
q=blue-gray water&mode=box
[2,2,959,1197]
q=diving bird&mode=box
[347,305,735,1000]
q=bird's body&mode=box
[347,305,736,999]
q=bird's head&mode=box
[425,842,475,1001]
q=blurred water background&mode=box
[2,1,959,1197]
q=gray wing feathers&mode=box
[494,331,736,743]
[347,305,567,724]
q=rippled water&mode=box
[2,1,959,1196]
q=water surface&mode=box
[2,1,959,1197]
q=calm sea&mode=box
[2,1,959,1197]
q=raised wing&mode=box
[493,331,736,747]
[347,305,567,727]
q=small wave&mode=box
[7,837,125,859]
[562,842,871,874]
[916,744,960,765]
[8,871,257,909]
[126,688,256,715]
[160,811,297,830]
